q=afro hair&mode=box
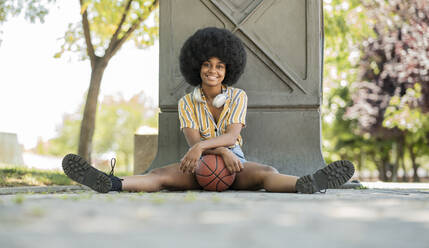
[179,27,247,86]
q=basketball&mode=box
[195,154,236,191]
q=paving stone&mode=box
[0,184,428,248]
[0,185,90,195]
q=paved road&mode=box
[0,185,428,248]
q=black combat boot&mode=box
[295,160,355,194]
[62,154,124,193]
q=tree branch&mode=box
[80,0,96,68]
[104,0,159,61]
[105,0,133,56]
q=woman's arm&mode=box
[203,147,244,173]
[183,124,242,148]
[180,124,243,173]
[182,128,229,156]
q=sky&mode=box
[0,1,159,150]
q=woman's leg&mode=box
[231,162,298,193]
[62,154,201,193]
[231,160,355,193]
[121,163,202,192]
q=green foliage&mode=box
[384,84,428,134]
[383,83,429,166]
[93,92,158,167]
[322,0,373,166]
[0,0,56,44]
[55,0,159,60]
[36,91,158,169]
[323,0,429,181]
[0,167,74,187]
[0,0,55,23]
[46,112,82,156]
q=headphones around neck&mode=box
[193,87,227,108]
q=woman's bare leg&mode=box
[121,163,202,192]
[231,161,298,193]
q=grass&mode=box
[0,167,75,187]
[354,185,369,190]
[27,206,45,217]
[184,191,197,202]
[150,192,166,204]
[12,194,25,204]
[0,165,132,187]
[211,195,221,203]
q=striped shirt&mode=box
[178,85,248,146]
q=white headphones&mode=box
[193,87,227,108]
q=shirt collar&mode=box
[199,85,228,102]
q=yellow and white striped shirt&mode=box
[178,85,248,146]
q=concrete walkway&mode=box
[0,183,428,248]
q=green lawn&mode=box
[0,166,132,187]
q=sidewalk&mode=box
[0,183,428,248]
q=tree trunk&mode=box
[78,58,108,161]
[373,152,386,181]
[392,136,404,182]
[356,152,362,180]
[391,142,398,182]
[399,138,407,182]
[408,145,420,182]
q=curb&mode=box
[0,185,91,195]
[337,181,363,189]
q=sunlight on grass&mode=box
[12,194,25,204]
[183,191,197,202]
[150,192,166,204]
[27,207,45,217]
[0,166,74,187]
[0,166,132,187]
[211,195,221,203]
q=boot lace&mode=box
[109,158,117,177]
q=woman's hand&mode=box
[180,143,203,174]
[220,148,243,174]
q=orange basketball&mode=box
[195,155,236,191]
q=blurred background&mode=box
[0,0,428,186]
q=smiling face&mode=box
[200,57,226,87]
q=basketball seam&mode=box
[197,155,232,190]
[216,177,230,191]
[212,156,232,187]
[199,157,219,188]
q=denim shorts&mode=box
[228,145,247,163]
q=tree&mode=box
[322,0,374,171]
[345,0,429,181]
[0,0,55,44]
[384,84,429,181]
[93,92,157,171]
[36,91,158,171]
[55,0,159,161]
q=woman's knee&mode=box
[240,163,279,179]
[148,167,166,176]
[146,164,198,190]
[146,167,170,185]
[259,164,279,174]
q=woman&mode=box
[62,27,355,194]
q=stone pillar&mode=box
[0,132,24,165]
[134,134,158,175]
[145,0,325,176]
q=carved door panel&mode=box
[160,0,322,109]
[147,0,324,175]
